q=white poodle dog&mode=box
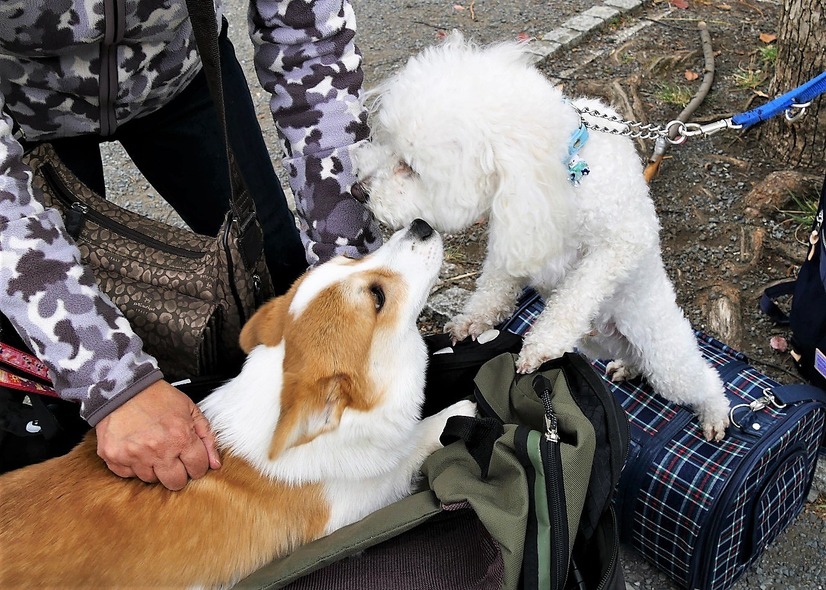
[353,32,730,441]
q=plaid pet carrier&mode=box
[507,290,826,590]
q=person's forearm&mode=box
[0,107,162,424]
[249,0,381,263]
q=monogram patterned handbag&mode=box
[25,144,272,380]
[22,0,275,380]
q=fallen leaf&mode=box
[517,32,530,42]
[671,0,689,8]
[718,3,732,9]
[453,4,465,10]
[759,32,777,43]
[435,30,447,40]
[770,335,788,352]
[685,70,700,81]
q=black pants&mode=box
[29,27,307,296]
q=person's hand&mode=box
[94,380,221,490]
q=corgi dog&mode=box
[0,219,476,589]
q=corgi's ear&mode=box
[268,374,353,460]
[239,296,289,353]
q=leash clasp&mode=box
[669,118,741,143]
[729,389,787,429]
[784,101,811,123]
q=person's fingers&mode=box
[105,462,137,480]
[192,406,221,470]
[94,381,222,488]
[154,459,190,491]
[178,435,211,480]
[131,463,160,485]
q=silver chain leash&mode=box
[572,104,749,145]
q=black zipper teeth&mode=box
[42,164,205,259]
[542,430,569,590]
[532,376,569,590]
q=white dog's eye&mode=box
[370,284,386,311]
[393,161,415,177]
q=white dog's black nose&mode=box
[409,218,434,239]
[351,182,369,203]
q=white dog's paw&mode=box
[445,314,493,344]
[442,399,478,420]
[605,360,641,382]
[515,340,568,374]
[694,394,731,442]
[421,400,478,454]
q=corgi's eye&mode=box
[370,284,385,311]
[393,161,415,177]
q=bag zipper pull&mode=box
[807,209,822,261]
[532,374,561,443]
[65,201,89,240]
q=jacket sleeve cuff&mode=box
[285,145,383,265]
[82,369,165,427]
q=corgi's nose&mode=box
[410,219,433,240]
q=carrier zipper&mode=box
[533,375,569,590]
[618,408,693,540]
[42,164,205,259]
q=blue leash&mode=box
[675,70,826,140]
[732,70,826,128]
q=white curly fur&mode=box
[354,32,731,441]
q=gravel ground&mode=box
[99,1,825,588]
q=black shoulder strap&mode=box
[760,280,796,325]
[183,0,260,236]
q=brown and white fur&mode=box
[0,219,475,589]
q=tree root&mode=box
[644,21,715,182]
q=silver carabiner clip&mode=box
[763,390,787,410]
[785,101,811,123]
[698,118,740,136]
[728,389,786,429]
[665,120,690,144]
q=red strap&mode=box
[0,343,52,381]
[0,342,58,398]
[0,368,59,398]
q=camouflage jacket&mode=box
[0,0,380,424]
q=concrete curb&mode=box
[526,0,647,64]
